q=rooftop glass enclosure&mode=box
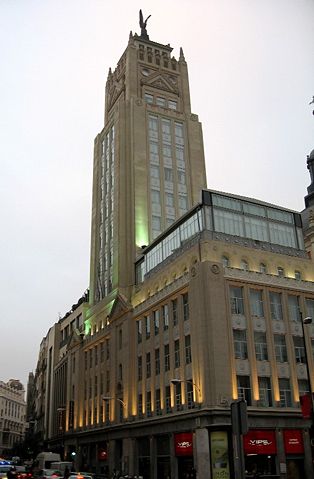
[135,190,305,283]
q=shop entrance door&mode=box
[178,457,195,479]
[286,458,305,479]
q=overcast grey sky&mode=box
[0,0,313,389]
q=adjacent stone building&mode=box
[0,379,26,455]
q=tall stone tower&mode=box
[89,14,207,307]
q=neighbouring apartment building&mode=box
[0,379,26,455]
[30,14,314,479]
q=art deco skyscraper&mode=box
[89,20,207,306]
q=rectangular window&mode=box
[156,389,162,415]
[106,338,110,359]
[183,293,189,321]
[269,292,283,320]
[175,382,183,411]
[172,299,178,326]
[164,344,170,371]
[138,394,143,418]
[288,295,300,322]
[187,382,195,409]
[145,93,154,104]
[298,379,310,397]
[100,342,105,362]
[137,319,142,343]
[165,386,171,413]
[146,391,152,417]
[174,339,180,368]
[233,329,248,359]
[164,167,173,182]
[138,356,142,381]
[145,315,151,339]
[293,336,305,363]
[95,346,98,366]
[85,351,88,370]
[185,335,192,364]
[156,97,166,107]
[154,310,160,335]
[146,352,151,378]
[155,349,160,375]
[89,349,93,368]
[151,189,161,204]
[254,332,268,361]
[230,287,244,315]
[274,334,288,362]
[213,209,244,237]
[168,100,177,110]
[237,376,251,406]
[258,377,272,407]
[162,304,169,330]
[306,298,314,319]
[165,192,174,207]
[279,378,292,407]
[250,289,264,317]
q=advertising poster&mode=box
[210,431,230,479]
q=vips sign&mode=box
[210,431,230,479]
[243,430,277,455]
[174,433,193,456]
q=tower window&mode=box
[145,93,154,104]
[168,100,177,110]
[156,97,166,107]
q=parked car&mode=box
[68,475,93,479]
[0,465,11,479]
[15,467,33,479]
[34,470,62,479]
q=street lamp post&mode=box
[102,396,126,408]
[170,378,201,405]
[102,396,126,423]
[57,407,66,460]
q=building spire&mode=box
[179,47,185,62]
[139,9,151,40]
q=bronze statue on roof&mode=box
[139,9,151,40]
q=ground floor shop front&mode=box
[56,414,314,479]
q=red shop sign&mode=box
[243,430,277,455]
[175,432,193,456]
[283,430,304,454]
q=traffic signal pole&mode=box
[231,399,248,479]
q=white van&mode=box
[35,453,61,470]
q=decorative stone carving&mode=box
[211,264,220,274]
[253,317,266,332]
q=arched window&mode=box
[277,267,285,277]
[295,270,301,281]
[259,263,267,274]
[241,260,249,271]
[222,256,230,268]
